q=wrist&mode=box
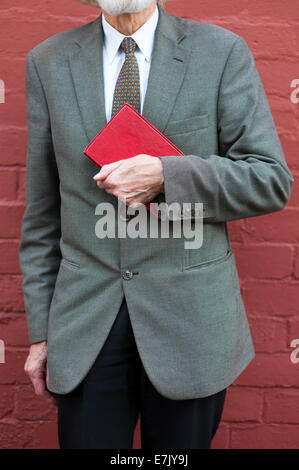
[155,157,164,190]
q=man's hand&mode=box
[93,154,164,208]
[24,341,57,406]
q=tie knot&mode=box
[120,37,137,55]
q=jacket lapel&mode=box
[68,15,107,142]
[68,6,191,142]
[142,7,191,133]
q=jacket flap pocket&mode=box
[164,113,209,136]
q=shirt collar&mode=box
[102,5,159,64]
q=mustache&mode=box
[96,0,155,15]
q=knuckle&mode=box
[108,179,116,189]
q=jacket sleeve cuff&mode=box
[27,322,48,345]
[159,156,212,220]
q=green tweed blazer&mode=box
[19,5,293,398]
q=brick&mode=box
[14,384,56,421]
[228,220,244,243]
[245,0,299,20]
[0,418,58,449]
[266,95,298,138]
[234,244,293,280]
[0,420,36,449]
[0,350,29,385]
[0,385,14,419]
[45,0,98,18]
[17,170,26,202]
[249,317,288,353]
[264,389,299,424]
[0,204,25,238]
[0,59,26,95]
[0,0,44,10]
[0,275,24,312]
[0,170,17,201]
[167,0,299,21]
[211,424,230,449]
[29,420,59,449]
[288,319,299,346]
[222,388,263,422]
[243,209,299,244]
[257,61,299,101]
[235,353,298,387]
[0,127,27,166]
[231,424,299,449]
[0,16,85,55]
[288,173,299,207]
[0,313,28,346]
[0,241,20,274]
[294,248,299,279]
[223,24,297,60]
[243,281,299,316]
[280,135,299,170]
[0,93,26,128]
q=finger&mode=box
[41,389,55,402]
[47,394,58,407]
[97,173,116,191]
[93,161,122,181]
[126,195,147,208]
[31,373,47,396]
[46,363,50,389]
[97,179,110,189]
[31,370,55,403]
[120,187,147,203]
[33,365,57,404]
[126,189,149,206]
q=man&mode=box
[19,0,293,449]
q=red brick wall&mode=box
[0,0,298,449]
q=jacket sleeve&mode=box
[19,51,61,344]
[160,36,294,222]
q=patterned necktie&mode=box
[111,37,141,118]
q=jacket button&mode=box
[122,270,133,280]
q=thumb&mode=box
[46,363,50,389]
[93,161,122,181]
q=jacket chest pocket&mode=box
[164,113,209,137]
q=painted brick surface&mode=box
[0,0,298,449]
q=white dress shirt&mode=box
[101,6,159,123]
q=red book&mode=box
[84,103,184,218]
[84,103,184,167]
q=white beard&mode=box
[96,0,155,15]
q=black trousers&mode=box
[57,298,226,449]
